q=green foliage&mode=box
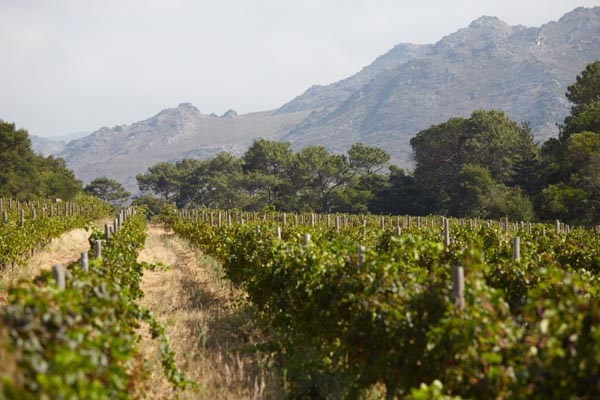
[536,61,600,224]
[0,122,82,200]
[0,195,110,267]
[536,183,591,224]
[566,61,600,115]
[347,143,390,174]
[1,208,196,398]
[411,110,536,215]
[168,209,600,398]
[84,177,130,204]
[130,194,170,218]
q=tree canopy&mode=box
[0,122,82,200]
[84,177,130,204]
[135,61,600,225]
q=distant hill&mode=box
[57,104,311,190]
[30,131,89,156]
[52,6,600,191]
[30,135,66,157]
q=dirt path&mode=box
[137,224,283,399]
[0,227,92,301]
[0,217,112,302]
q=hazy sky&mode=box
[1,0,599,137]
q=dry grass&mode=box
[0,217,113,302]
[0,228,91,302]
[137,224,285,399]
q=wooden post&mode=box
[104,223,110,240]
[31,207,36,220]
[19,209,25,227]
[407,216,412,229]
[362,219,367,239]
[1,210,6,223]
[396,226,401,236]
[380,216,385,230]
[541,228,546,237]
[303,233,311,245]
[80,252,89,271]
[310,213,315,227]
[512,237,520,261]
[95,240,102,259]
[335,216,340,234]
[294,214,298,226]
[452,266,465,310]
[113,218,118,233]
[282,213,286,227]
[255,225,260,239]
[52,264,66,290]
[555,219,561,233]
[443,218,450,248]
[276,226,281,239]
[227,213,231,227]
[357,245,366,267]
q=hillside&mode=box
[53,6,600,190]
[281,7,600,164]
[58,104,310,190]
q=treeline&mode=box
[0,122,82,200]
[136,61,600,225]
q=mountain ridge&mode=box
[49,6,600,192]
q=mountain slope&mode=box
[58,104,310,190]
[55,6,600,190]
[282,7,600,167]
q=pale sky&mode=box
[1,0,599,137]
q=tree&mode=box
[287,146,351,212]
[536,61,600,223]
[131,194,170,217]
[565,61,600,115]
[0,122,82,200]
[136,162,180,201]
[370,166,439,216]
[411,110,533,213]
[242,140,293,205]
[348,143,390,175]
[84,177,130,204]
[181,152,248,209]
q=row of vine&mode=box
[166,208,600,398]
[1,207,196,399]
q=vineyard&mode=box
[165,208,600,399]
[1,202,599,398]
[0,204,194,399]
[0,196,110,268]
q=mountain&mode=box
[30,131,89,156]
[57,104,310,190]
[30,135,66,156]
[54,6,600,191]
[280,7,600,165]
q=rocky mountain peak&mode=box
[177,102,199,112]
[559,6,600,23]
[222,109,238,118]
[469,15,508,29]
